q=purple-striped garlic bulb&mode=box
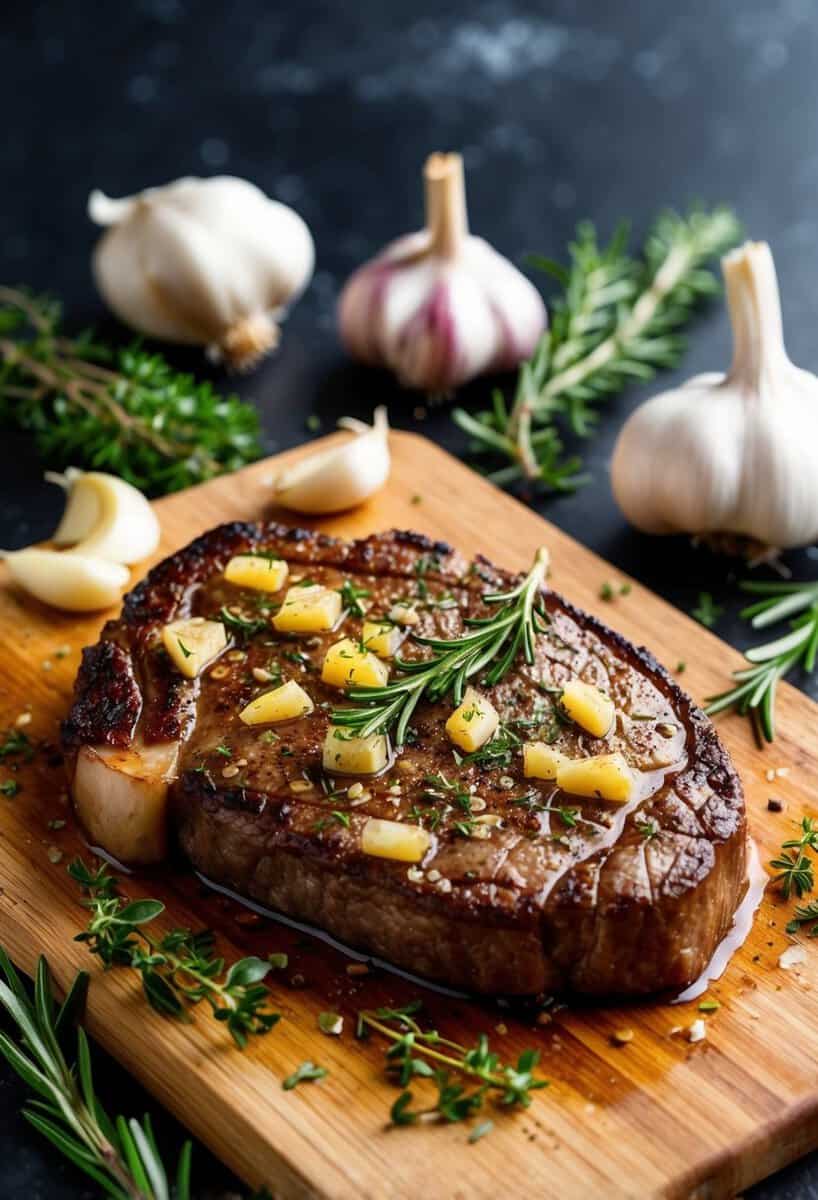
[337,153,546,393]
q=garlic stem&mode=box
[424,153,468,259]
[723,241,787,381]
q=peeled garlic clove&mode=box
[611,241,818,551]
[48,469,160,563]
[338,153,546,392]
[274,406,390,514]
[2,548,128,612]
[89,176,314,369]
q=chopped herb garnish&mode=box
[219,605,268,638]
[0,779,20,797]
[691,591,723,628]
[176,638,192,659]
[0,729,32,759]
[283,1061,328,1090]
[306,414,322,432]
[636,817,659,841]
[599,582,614,601]
[676,661,686,673]
[337,579,371,617]
[214,743,232,758]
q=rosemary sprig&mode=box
[68,859,279,1048]
[0,287,262,495]
[357,1002,547,1130]
[332,547,549,745]
[0,948,192,1199]
[705,580,818,742]
[452,207,740,491]
[770,817,818,899]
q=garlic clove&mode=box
[2,548,129,612]
[611,241,818,551]
[48,469,160,563]
[89,176,315,369]
[274,406,390,514]
[338,153,546,392]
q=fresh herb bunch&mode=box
[770,817,818,899]
[0,287,262,495]
[332,547,549,745]
[68,859,279,1048]
[452,207,741,491]
[0,948,192,1199]
[705,580,818,742]
[357,1002,547,1132]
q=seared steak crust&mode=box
[64,524,746,996]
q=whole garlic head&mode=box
[89,176,314,369]
[338,152,546,392]
[611,241,818,550]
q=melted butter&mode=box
[672,838,766,1004]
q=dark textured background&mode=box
[3,1,818,1196]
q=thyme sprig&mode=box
[705,580,818,742]
[769,817,818,899]
[0,287,262,495]
[786,899,818,936]
[357,1002,547,1130]
[68,859,279,1048]
[332,548,549,745]
[452,207,740,491]
[0,948,192,1199]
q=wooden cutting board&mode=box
[2,431,818,1200]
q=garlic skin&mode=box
[2,549,129,612]
[611,241,818,550]
[89,176,314,369]
[338,153,546,392]
[48,468,160,563]
[275,407,390,514]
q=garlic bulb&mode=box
[611,241,818,550]
[89,176,314,369]
[275,407,390,514]
[338,153,546,392]
[48,468,160,563]
[2,549,129,612]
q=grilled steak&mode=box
[64,523,746,997]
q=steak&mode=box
[64,523,747,997]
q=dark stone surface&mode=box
[2,0,817,1195]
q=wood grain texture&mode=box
[1,431,817,1200]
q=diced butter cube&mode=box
[162,618,227,679]
[224,553,288,593]
[239,680,313,725]
[445,686,499,752]
[322,638,389,689]
[362,817,431,863]
[560,679,615,738]
[273,585,342,634]
[322,725,389,775]
[556,752,634,804]
[362,619,405,659]
[523,742,568,781]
